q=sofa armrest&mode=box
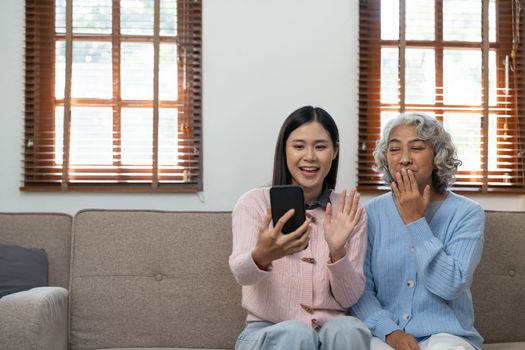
[0,287,68,350]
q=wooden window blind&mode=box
[23,0,202,192]
[358,0,525,193]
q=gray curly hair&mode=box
[373,113,462,194]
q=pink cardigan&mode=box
[229,187,367,328]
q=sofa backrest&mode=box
[0,212,72,289]
[69,209,245,350]
[472,211,525,344]
[7,208,515,347]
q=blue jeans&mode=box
[235,316,371,350]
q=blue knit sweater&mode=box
[352,191,484,349]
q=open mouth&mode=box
[299,166,320,176]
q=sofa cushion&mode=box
[69,210,245,350]
[0,244,48,298]
[0,213,73,289]
[472,211,525,344]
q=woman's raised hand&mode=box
[251,208,311,270]
[391,168,430,224]
[323,188,363,262]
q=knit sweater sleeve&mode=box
[351,198,401,341]
[406,199,484,300]
[327,208,368,308]
[229,189,272,286]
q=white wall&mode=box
[1,0,524,214]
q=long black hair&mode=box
[272,106,340,189]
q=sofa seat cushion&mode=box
[484,342,525,350]
[69,210,245,350]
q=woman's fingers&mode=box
[394,170,422,198]
[259,208,311,259]
[407,169,419,193]
[355,206,364,224]
[396,169,414,194]
[287,216,310,238]
[337,189,347,214]
[401,168,412,192]
[343,188,356,215]
[409,339,421,350]
[391,181,400,198]
[258,209,273,235]
[349,194,362,223]
[295,226,311,251]
[273,208,295,236]
[422,184,431,204]
[395,171,405,192]
[336,188,360,224]
[283,218,311,252]
[262,208,272,226]
[324,202,333,224]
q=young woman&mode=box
[352,113,484,350]
[229,106,371,350]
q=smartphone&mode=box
[269,185,306,234]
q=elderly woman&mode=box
[352,113,484,350]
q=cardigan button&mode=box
[300,304,313,314]
[301,257,316,264]
[311,319,321,330]
[155,274,163,281]
[508,269,516,277]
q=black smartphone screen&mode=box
[269,185,306,234]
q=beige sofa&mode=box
[0,213,72,350]
[0,209,523,349]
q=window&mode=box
[23,0,202,192]
[358,0,525,193]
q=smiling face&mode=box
[285,121,338,202]
[387,124,435,193]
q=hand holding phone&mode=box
[269,185,306,234]
[251,207,310,270]
[251,186,309,269]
